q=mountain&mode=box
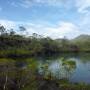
[73,34,90,42]
[71,34,90,51]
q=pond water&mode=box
[37,53,90,84]
[0,53,90,89]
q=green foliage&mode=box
[62,60,76,66]
[0,25,90,58]
[58,80,90,90]
[72,35,90,51]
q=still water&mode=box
[37,53,90,84]
[0,53,90,89]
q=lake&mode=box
[0,53,90,89]
[37,53,90,84]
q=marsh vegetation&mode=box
[0,53,90,90]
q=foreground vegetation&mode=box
[0,58,90,90]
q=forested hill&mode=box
[73,35,90,42]
[71,35,90,51]
[0,25,90,58]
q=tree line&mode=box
[0,24,89,58]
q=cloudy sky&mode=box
[0,0,90,39]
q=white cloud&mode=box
[22,21,80,39]
[0,19,16,29]
[78,12,90,35]
[75,0,90,35]
[72,0,90,36]
[19,0,75,9]
[9,0,90,15]
[9,0,90,14]
[75,0,90,13]
[0,19,81,39]
[43,22,80,39]
[21,0,62,7]
[19,0,61,6]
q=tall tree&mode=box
[0,25,6,35]
[10,29,16,36]
[19,26,26,35]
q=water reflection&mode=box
[0,53,90,90]
[37,53,90,83]
[38,58,76,80]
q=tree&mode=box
[0,25,6,35]
[32,33,38,38]
[19,26,26,32]
[10,29,16,36]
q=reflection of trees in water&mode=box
[61,60,76,79]
[39,59,76,80]
[54,60,76,80]
[78,53,90,63]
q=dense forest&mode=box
[0,24,90,58]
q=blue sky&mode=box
[0,0,90,39]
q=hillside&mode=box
[73,34,90,41]
[71,34,90,51]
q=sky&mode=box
[0,0,90,39]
